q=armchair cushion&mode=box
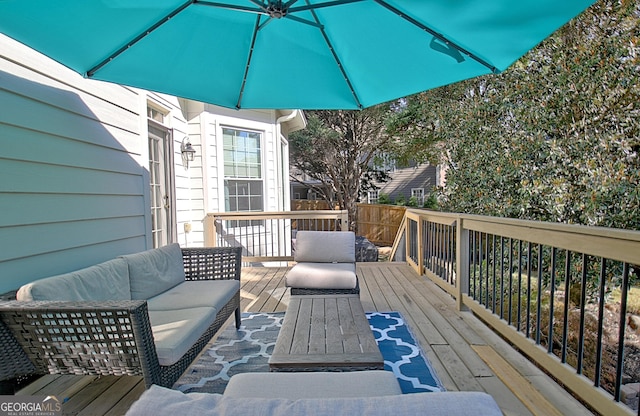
[285,262,357,289]
[123,243,185,300]
[16,258,131,301]
[294,231,355,263]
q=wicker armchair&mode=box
[0,247,242,389]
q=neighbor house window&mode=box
[223,128,263,225]
[368,190,379,204]
[411,188,424,206]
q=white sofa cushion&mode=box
[126,385,503,416]
[294,231,355,263]
[147,280,240,311]
[16,258,131,301]
[122,243,185,300]
[148,307,217,366]
[285,262,356,289]
[224,371,402,399]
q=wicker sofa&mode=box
[0,244,242,388]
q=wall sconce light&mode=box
[181,137,196,168]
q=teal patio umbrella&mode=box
[0,0,595,110]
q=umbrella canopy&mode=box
[0,0,594,110]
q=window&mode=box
[147,106,165,123]
[223,128,263,226]
[367,190,379,204]
[411,188,424,206]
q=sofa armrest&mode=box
[182,247,242,282]
[0,300,161,387]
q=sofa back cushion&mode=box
[294,231,355,263]
[16,258,131,301]
[122,243,185,300]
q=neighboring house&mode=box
[0,35,304,293]
[290,169,331,201]
[368,164,437,206]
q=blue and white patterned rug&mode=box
[174,311,443,394]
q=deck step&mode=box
[472,345,562,416]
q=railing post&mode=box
[405,214,412,270]
[416,212,424,275]
[340,210,349,231]
[203,214,216,247]
[456,216,469,311]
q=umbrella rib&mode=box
[87,0,268,79]
[289,0,367,13]
[87,0,197,78]
[236,15,263,109]
[306,1,363,109]
[373,0,500,74]
[198,1,267,14]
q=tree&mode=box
[289,106,395,231]
[408,0,640,231]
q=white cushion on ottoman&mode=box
[224,370,401,399]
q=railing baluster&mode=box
[577,253,588,375]
[548,247,557,354]
[594,258,606,388]
[469,231,478,300]
[479,232,484,305]
[485,232,490,309]
[526,241,532,338]
[500,236,505,320]
[508,238,514,326]
[517,240,523,332]
[470,231,476,300]
[451,224,455,284]
[614,263,630,401]
[536,244,543,345]
[491,234,497,313]
[561,250,572,364]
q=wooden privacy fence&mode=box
[292,200,406,246]
[356,204,406,246]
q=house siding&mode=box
[0,35,301,292]
[0,35,149,293]
[377,164,437,203]
[182,106,290,247]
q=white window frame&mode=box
[222,126,265,228]
[411,188,425,206]
[368,190,379,204]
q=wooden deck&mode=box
[17,262,594,416]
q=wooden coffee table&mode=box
[269,295,383,371]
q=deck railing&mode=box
[400,209,640,416]
[202,207,638,414]
[203,210,348,262]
